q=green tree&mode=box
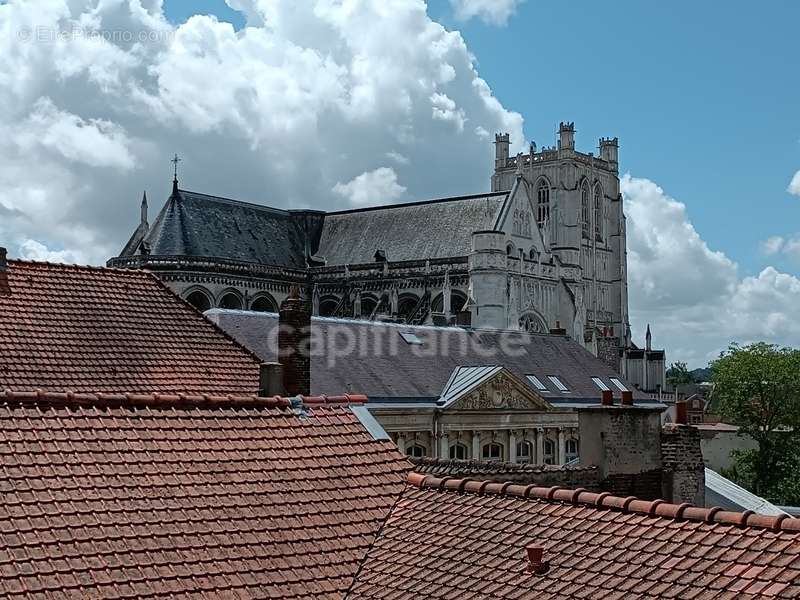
[666,361,694,387]
[711,342,800,498]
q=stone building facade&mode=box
[110,122,665,390]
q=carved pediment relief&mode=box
[447,371,549,411]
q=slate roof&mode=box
[317,193,506,265]
[0,390,410,599]
[122,189,308,268]
[0,260,261,394]
[205,311,655,407]
[348,472,800,599]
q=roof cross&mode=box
[171,153,181,182]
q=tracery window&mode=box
[581,183,590,239]
[594,185,603,241]
[536,181,550,228]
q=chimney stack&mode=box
[675,399,688,425]
[601,389,614,406]
[621,390,634,406]
[259,362,284,397]
[0,247,7,273]
[278,285,311,397]
[525,545,549,575]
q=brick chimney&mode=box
[278,286,311,396]
[601,389,614,406]
[675,399,688,425]
[621,390,634,406]
[259,362,284,397]
[0,247,9,296]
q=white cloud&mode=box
[759,234,800,261]
[449,0,525,26]
[0,0,525,264]
[17,239,89,265]
[624,174,800,367]
[761,235,785,255]
[788,170,800,196]
[333,167,406,206]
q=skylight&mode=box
[610,378,629,392]
[399,331,423,345]
[591,377,610,391]
[548,376,569,393]
[526,375,548,391]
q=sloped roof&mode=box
[126,190,308,267]
[0,260,261,394]
[0,390,410,599]
[348,472,800,599]
[206,311,655,407]
[705,468,788,516]
[317,193,506,265]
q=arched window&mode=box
[566,438,579,462]
[519,313,545,333]
[405,444,426,458]
[536,181,550,228]
[581,183,590,239]
[250,294,277,312]
[506,242,514,256]
[543,439,555,465]
[594,185,603,241]
[449,443,469,460]
[360,295,378,319]
[432,291,468,314]
[482,442,503,461]
[219,292,243,310]
[397,294,419,321]
[516,441,533,464]
[319,296,339,317]
[529,248,537,260]
[185,289,211,313]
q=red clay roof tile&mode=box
[347,473,800,599]
[0,260,261,394]
[0,390,410,599]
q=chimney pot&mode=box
[675,399,688,425]
[601,389,614,406]
[526,545,549,575]
[259,362,284,397]
[621,390,634,406]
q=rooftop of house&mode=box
[206,310,657,408]
[0,390,410,599]
[348,472,800,599]
[114,188,508,267]
[0,259,261,395]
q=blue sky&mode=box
[163,0,800,280]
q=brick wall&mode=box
[661,423,705,506]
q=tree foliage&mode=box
[666,361,694,387]
[711,342,800,500]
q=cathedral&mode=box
[109,122,665,390]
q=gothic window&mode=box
[594,185,603,241]
[566,439,579,462]
[581,183,590,239]
[449,443,469,460]
[406,444,426,458]
[482,442,503,461]
[185,289,211,312]
[506,242,514,256]
[519,313,545,333]
[360,295,378,318]
[218,291,243,310]
[529,248,537,260]
[397,295,419,321]
[543,439,555,465]
[516,441,533,464]
[319,296,339,317]
[250,294,277,312]
[536,181,550,227]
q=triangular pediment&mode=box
[438,366,551,411]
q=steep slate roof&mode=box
[0,260,260,394]
[206,311,653,406]
[0,390,410,599]
[125,189,308,268]
[317,193,507,265]
[348,472,800,599]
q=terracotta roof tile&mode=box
[0,260,261,394]
[348,473,800,599]
[0,390,410,598]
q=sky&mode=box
[1,0,799,368]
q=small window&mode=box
[565,439,579,462]
[482,443,503,461]
[689,414,703,425]
[609,378,629,392]
[449,443,469,460]
[527,375,548,391]
[405,444,426,458]
[592,377,610,392]
[399,332,423,345]
[548,376,569,393]
[516,441,532,464]
[543,439,555,465]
